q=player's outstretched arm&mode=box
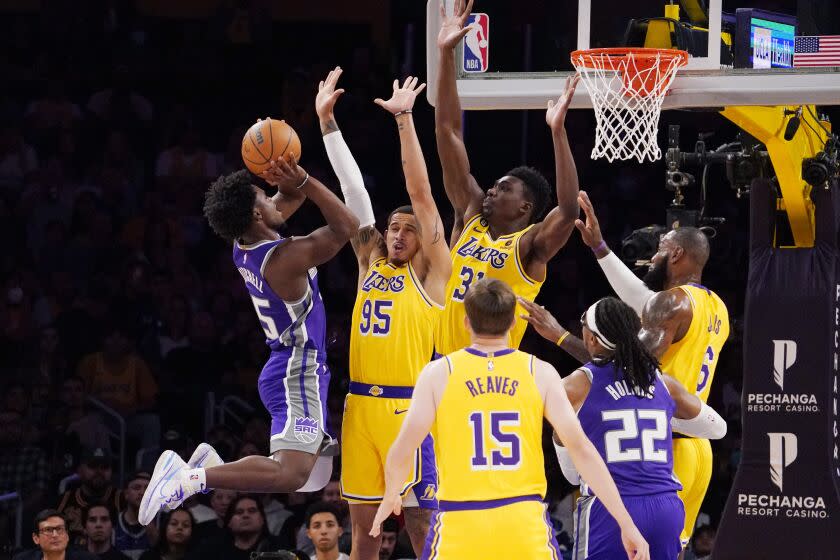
[519,75,582,275]
[315,66,384,286]
[538,362,649,560]
[376,77,452,304]
[435,0,484,231]
[517,297,590,364]
[266,158,358,277]
[370,360,444,537]
[576,191,655,314]
[639,290,692,359]
[662,374,727,439]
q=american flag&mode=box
[794,36,840,67]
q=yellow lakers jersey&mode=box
[350,258,442,386]
[436,215,544,355]
[435,348,546,502]
[660,284,729,402]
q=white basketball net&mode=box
[572,50,687,163]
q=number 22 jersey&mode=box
[435,214,544,355]
[576,361,682,497]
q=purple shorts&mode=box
[258,347,333,455]
[573,492,683,560]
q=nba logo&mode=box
[462,13,489,73]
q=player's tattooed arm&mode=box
[316,66,345,136]
[639,289,692,359]
[350,225,386,288]
[320,118,339,136]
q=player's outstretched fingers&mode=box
[415,82,426,95]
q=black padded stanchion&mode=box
[714,179,840,558]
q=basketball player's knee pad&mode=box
[295,454,333,492]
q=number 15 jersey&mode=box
[435,215,544,355]
[349,258,442,386]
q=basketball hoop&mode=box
[571,48,689,163]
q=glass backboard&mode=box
[426,0,840,110]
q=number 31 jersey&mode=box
[349,258,442,386]
[576,361,682,497]
[435,214,544,355]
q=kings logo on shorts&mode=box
[294,416,319,444]
[462,13,489,73]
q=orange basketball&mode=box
[241,118,301,175]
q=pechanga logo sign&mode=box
[745,339,819,414]
[736,432,828,519]
[768,432,797,492]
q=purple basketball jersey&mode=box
[576,361,682,497]
[232,239,327,355]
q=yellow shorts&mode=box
[424,497,561,559]
[340,393,437,507]
[673,437,713,546]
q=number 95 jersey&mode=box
[349,258,442,386]
[435,215,544,355]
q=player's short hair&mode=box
[204,170,257,242]
[464,278,516,336]
[304,501,341,528]
[507,166,551,223]
[387,205,414,225]
[669,227,710,268]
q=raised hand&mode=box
[264,154,308,194]
[315,66,346,121]
[437,0,475,50]
[575,191,605,249]
[546,73,581,130]
[374,77,427,115]
[517,296,565,343]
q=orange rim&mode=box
[570,48,689,70]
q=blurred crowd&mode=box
[0,2,753,560]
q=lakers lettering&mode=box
[361,272,405,293]
[456,237,509,269]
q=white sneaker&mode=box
[139,450,194,526]
[187,442,224,469]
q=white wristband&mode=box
[553,439,580,485]
[671,402,728,440]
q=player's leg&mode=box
[341,394,384,560]
[347,504,382,560]
[673,438,713,547]
[403,433,438,556]
[206,354,332,493]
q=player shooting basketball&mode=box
[520,190,730,550]
[138,149,359,526]
[434,0,582,355]
[314,68,451,558]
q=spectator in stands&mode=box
[304,502,348,560]
[57,447,124,544]
[193,488,237,541]
[61,376,111,452]
[138,510,195,560]
[189,495,282,560]
[0,409,49,521]
[83,505,130,560]
[0,118,38,195]
[113,472,153,560]
[685,525,716,560]
[377,517,399,560]
[77,320,159,449]
[13,509,97,560]
[294,477,349,556]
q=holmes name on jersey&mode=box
[456,237,509,269]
